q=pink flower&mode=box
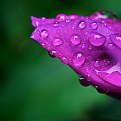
[30,11,121,100]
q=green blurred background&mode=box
[1,0,121,121]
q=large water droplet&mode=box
[48,51,57,58]
[79,21,86,29]
[40,29,49,38]
[89,32,106,46]
[109,34,121,49]
[72,52,85,66]
[79,77,91,87]
[52,38,63,46]
[90,22,98,29]
[70,34,81,45]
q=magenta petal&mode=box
[30,12,121,100]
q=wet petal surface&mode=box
[30,12,121,99]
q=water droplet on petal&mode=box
[30,35,35,39]
[41,43,46,48]
[52,38,63,46]
[36,21,39,27]
[110,34,121,49]
[81,43,86,49]
[56,14,67,21]
[40,29,49,38]
[41,17,46,21]
[68,14,78,19]
[72,52,85,67]
[91,22,98,29]
[79,21,86,29]
[53,21,59,27]
[85,31,88,35]
[61,57,68,64]
[70,34,81,45]
[94,61,100,67]
[79,77,91,87]
[107,43,115,49]
[66,19,70,22]
[95,86,106,94]
[48,51,57,58]
[89,32,106,46]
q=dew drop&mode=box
[48,51,57,58]
[81,43,86,49]
[56,14,67,21]
[72,52,85,67]
[85,31,88,36]
[41,17,46,21]
[95,86,106,94]
[89,32,106,46]
[52,38,63,46]
[61,57,68,64]
[40,29,49,38]
[53,21,59,27]
[107,43,115,49]
[66,19,70,22]
[68,14,78,19]
[109,34,121,48]
[79,77,91,87]
[79,21,86,29]
[70,34,81,45]
[36,21,39,27]
[41,43,46,48]
[94,61,100,67]
[91,22,98,29]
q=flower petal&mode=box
[30,12,121,99]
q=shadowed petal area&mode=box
[30,12,121,100]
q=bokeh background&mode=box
[1,0,121,121]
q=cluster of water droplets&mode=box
[31,12,121,95]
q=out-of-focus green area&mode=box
[1,0,121,121]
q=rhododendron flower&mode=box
[30,11,121,100]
